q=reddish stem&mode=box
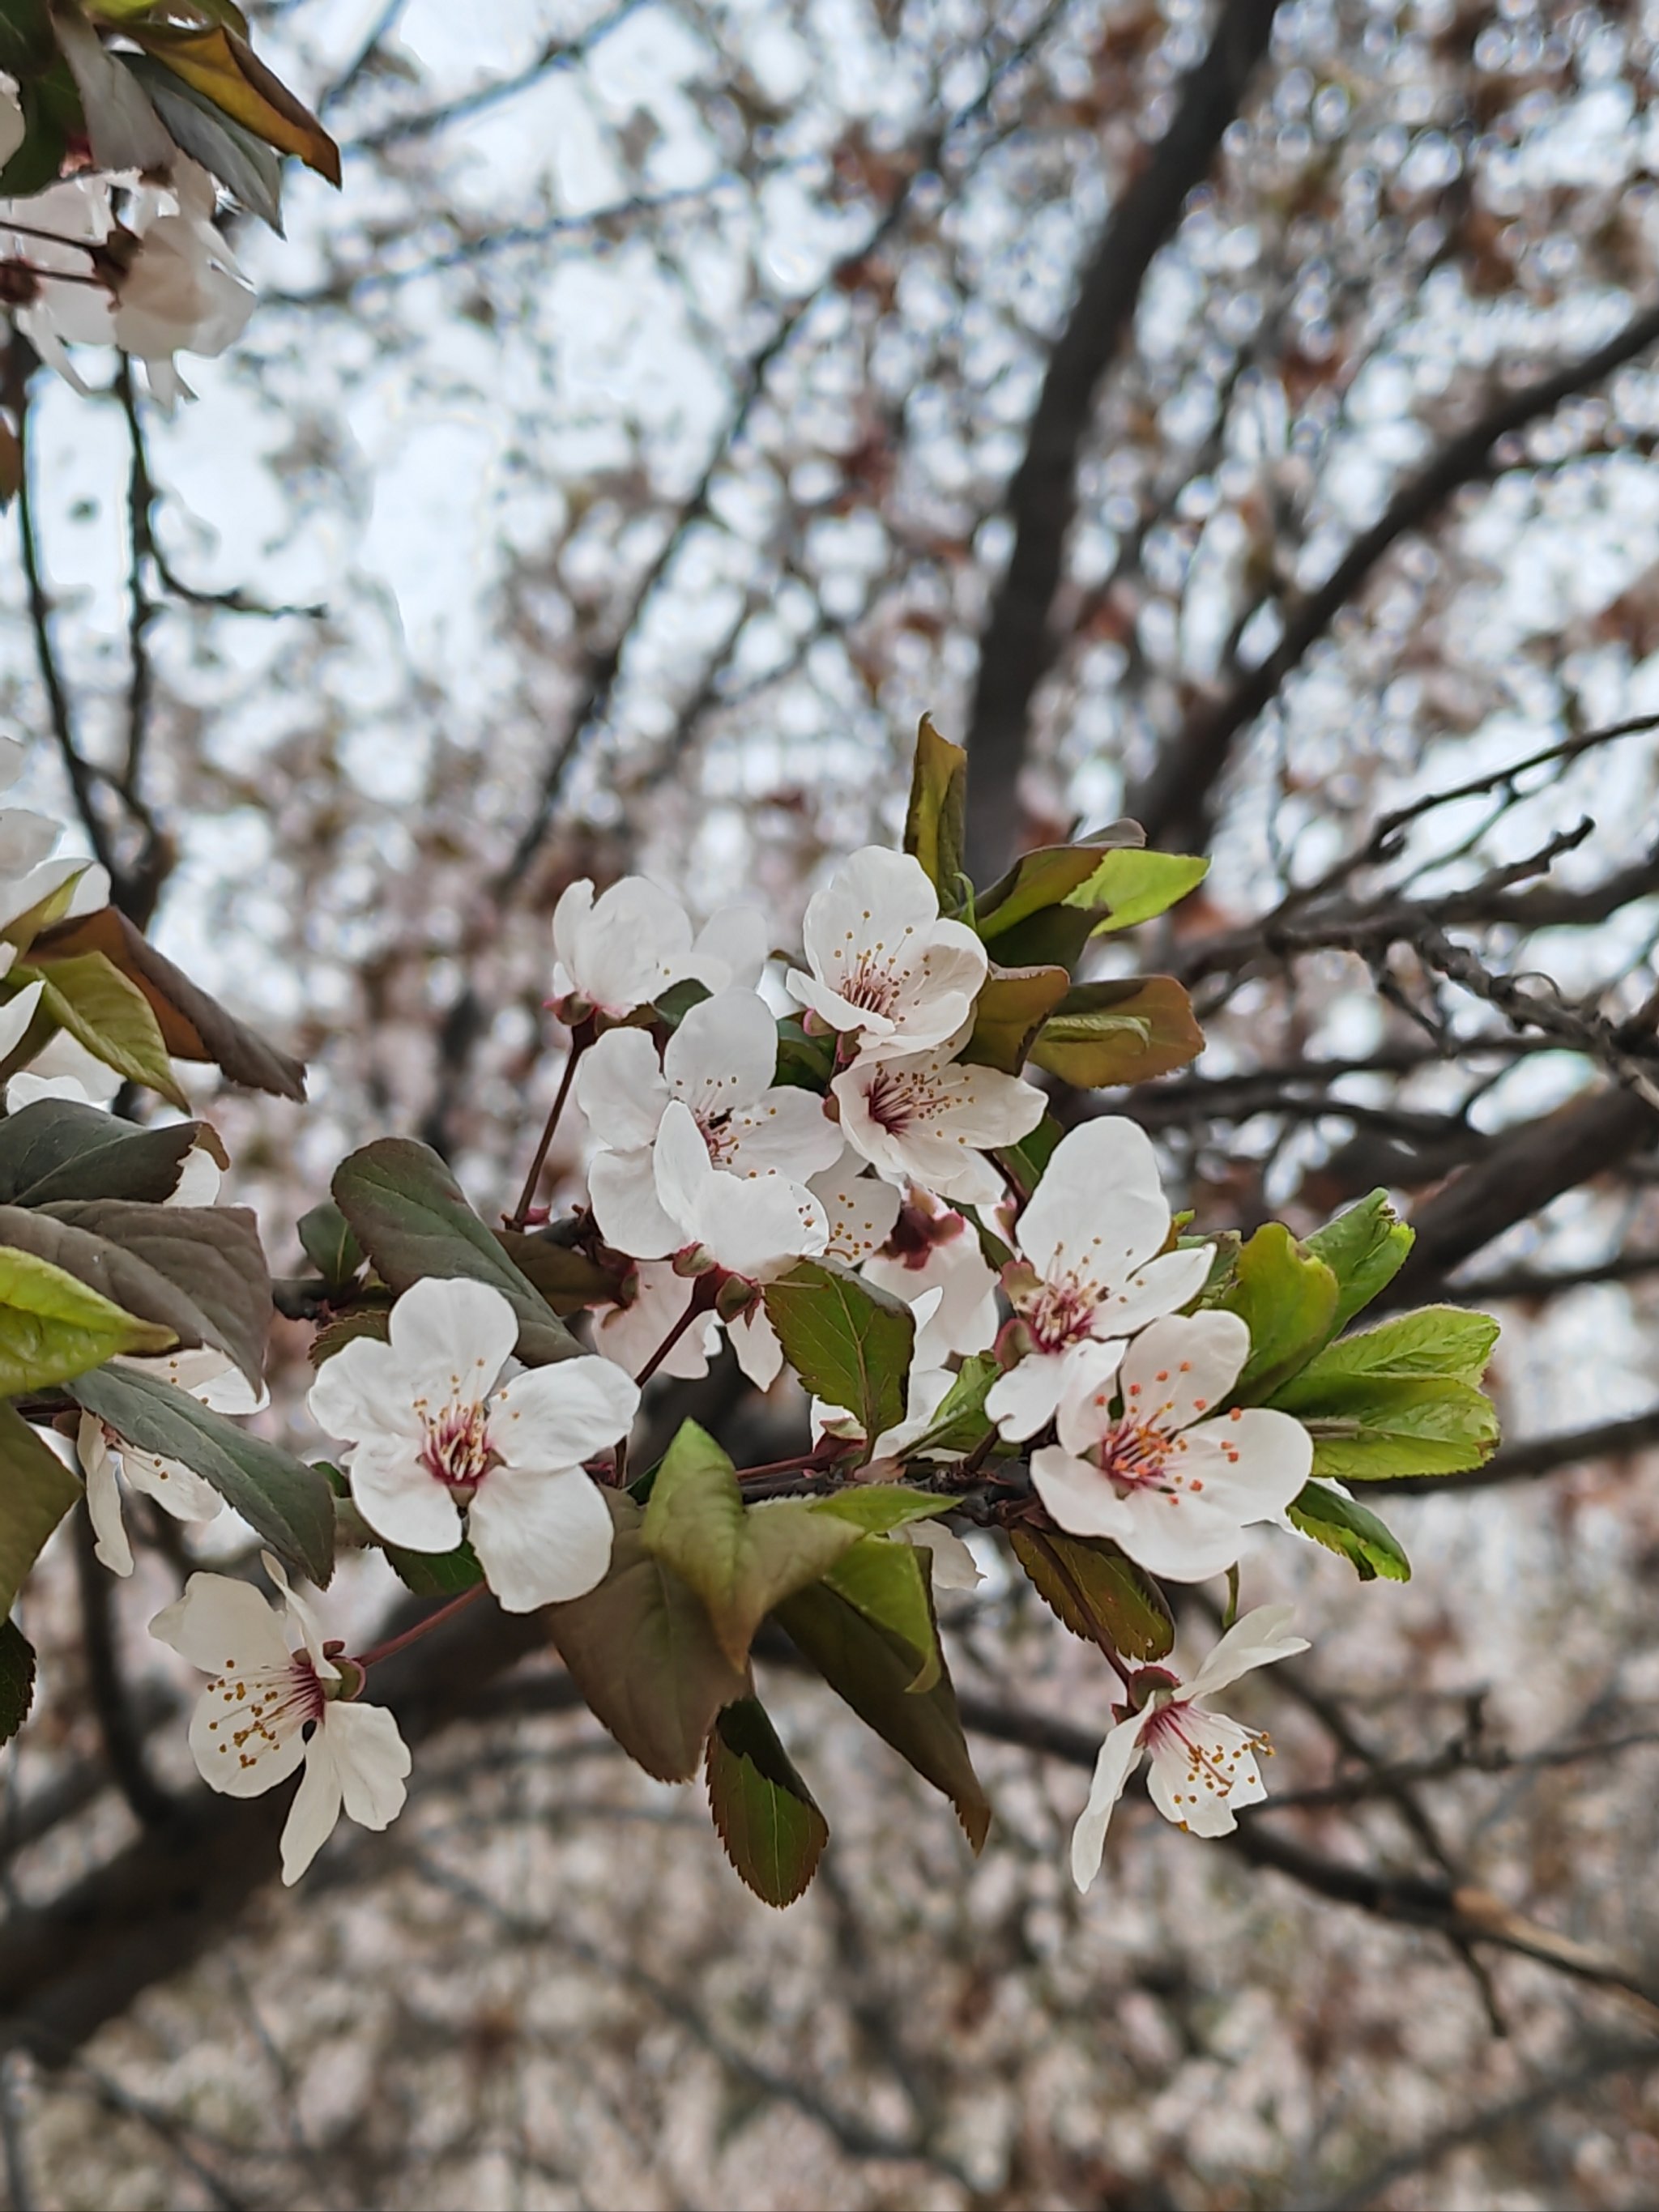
[636,1272,720,1387]
[352,1583,487,1673]
[508,1018,595,1230]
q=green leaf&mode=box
[902,714,968,905]
[772,1579,990,1852]
[69,1363,335,1583]
[0,1241,173,1392]
[810,1486,954,1533]
[495,1226,623,1315]
[119,50,283,228]
[1212,1221,1338,1402]
[124,20,341,182]
[546,1491,749,1782]
[296,1200,363,1293]
[385,1537,484,1596]
[307,1306,390,1367]
[15,952,186,1108]
[1008,1527,1174,1660]
[1029,975,1204,1089]
[0,1616,36,1748]
[0,1101,199,1207]
[903,1353,999,1458]
[993,1113,1064,1204]
[773,1019,835,1091]
[761,1256,915,1451]
[640,1421,860,1669]
[1294,1375,1500,1481]
[1286,1481,1410,1582]
[0,0,56,80]
[958,960,1070,1074]
[1304,1189,1414,1335]
[332,1139,579,1368]
[0,862,91,956]
[0,1404,81,1616]
[1274,1307,1500,1397]
[706,1696,827,1908]
[1061,849,1210,934]
[975,846,1115,944]
[34,1200,271,1385]
[815,1533,941,1691]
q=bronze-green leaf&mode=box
[0,1616,36,1748]
[1029,975,1204,1089]
[1009,1526,1175,1660]
[761,1256,915,1451]
[706,1696,828,1907]
[959,960,1070,1074]
[1060,848,1210,933]
[0,1404,83,1617]
[35,1199,271,1385]
[1285,1481,1410,1581]
[15,950,186,1107]
[0,1099,201,1207]
[902,714,968,905]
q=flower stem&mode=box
[352,1583,487,1673]
[636,1273,719,1387]
[508,1017,594,1230]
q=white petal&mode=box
[1051,1337,1132,1455]
[901,1520,983,1589]
[808,1153,902,1264]
[280,1735,343,1882]
[724,1089,842,1181]
[1145,1707,1271,1835]
[117,1446,224,1526]
[665,987,778,1110]
[865,1227,999,1366]
[307,1332,424,1447]
[490,1356,639,1467]
[318,1699,411,1830]
[1183,1603,1309,1703]
[579,877,693,1009]
[1097,1244,1213,1336]
[166,1146,222,1208]
[260,1552,334,1679]
[1016,1118,1171,1288]
[467,1462,615,1609]
[784,966,880,1037]
[652,1097,717,1241]
[574,1027,668,1150]
[985,1350,1070,1443]
[151,1571,292,1677]
[81,1417,133,1577]
[595,1264,716,1380]
[1178,1409,1313,1527]
[1117,1311,1249,1432]
[1084,1483,1257,1583]
[387,1276,518,1407]
[801,846,940,979]
[589,1144,682,1260]
[1070,1715,1148,1891]
[191,1674,309,1800]
[349,1443,466,1554]
[0,978,43,1060]
[702,1171,827,1278]
[1029,1446,1142,1546]
[691,903,769,991]
[727,1306,783,1388]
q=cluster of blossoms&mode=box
[117,846,1324,1885]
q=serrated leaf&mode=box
[706,1696,827,1907]
[1274,1307,1500,1397]
[959,960,1070,1074]
[904,1353,998,1457]
[816,1533,941,1691]
[1304,1189,1414,1335]
[31,906,307,1101]
[126,21,340,181]
[0,1616,36,1747]
[1286,1480,1410,1582]
[1008,1526,1174,1660]
[903,714,968,906]
[385,1536,484,1596]
[0,1404,81,1616]
[296,1200,362,1292]
[810,1486,953,1533]
[35,1200,271,1385]
[1297,1375,1500,1481]
[762,1255,914,1451]
[546,1491,749,1782]
[0,1241,174,1392]
[641,1420,859,1669]
[1061,848,1210,933]
[1211,1221,1338,1401]
[772,1578,990,1852]
[0,1100,198,1206]
[306,1307,390,1367]
[332,1138,578,1368]
[15,952,186,1107]
[69,1362,335,1583]
[1029,975,1204,1089]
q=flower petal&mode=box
[589,1145,683,1260]
[307,1332,423,1448]
[1117,1310,1250,1432]
[490,1355,639,1466]
[151,1571,292,1677]
[808,1153,903,1264]
[1070,1715,1147,1891]
[280,1733,343,1882]
[1030,1444,1143,1546]
[596,1263,717,1380]
[1096,1244,1213,1337]
[387,1276,518,1408]
[1183,1602,1309,1703]
[467,1462,615,1609]
[725,1088,842,1180]
[1145,1707,1271,1835]
[985,1349,1071,1443]
[1016,1118,1171,1289]
[727,1306,784,1389]
[80,1415,133,1577]
[574,1027,668,1150]
[192,1675,310,1801]
[320,1699,411,1830]
[691,903,769,991]
[1050,1336,1130,1454]
[0,978,43,1062]
[349,1443,467,1554]
[665,987,778,1112]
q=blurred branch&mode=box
[962,0,1286,880]
[70,1509,176,1833]
[1132,296,1659,848]
[1452,1248,1659,1302]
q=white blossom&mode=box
[650,1100,828,1281]
[551,876,766,1021]
[577,988,838,1259]
[832,1044,1044,1206]
[1070,1606,1309,1888]
[80,1348,263,1577]
[308,1277,638,1611]
[595,1260,720,1381]
[786,847,987,1061]
[864,1211,999,1367]
[151,1554,412,1884]
[1030,1313,1312,1581]
[986,1118,1213,1441]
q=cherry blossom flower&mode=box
[551,876,766,1021]
[79,1349,264,1577]
[650,1100,828,1281]
[308,1278,638,1611]
[786,848,987,1060]
[577,988,838,1259]
[1030,1313,1312,1580]
[986,1117,1213,1441]
[811,1149,904,1265]
[1070,1605,1309,1889]
[864,1212,999,1366]
[596,1260,721,1381]
[151,1554,412,1884]
[832,1044,1044,1206]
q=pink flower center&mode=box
[696,1108,739,1167]
[1021,1272,1098,1353]
[202,1653,328,1774]
[838,952,906,1016]
[1141,1699,1269,1814]
[1093,1414,1198,1500]
[419,1400,499,1495]
[862,1063,949,1136]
